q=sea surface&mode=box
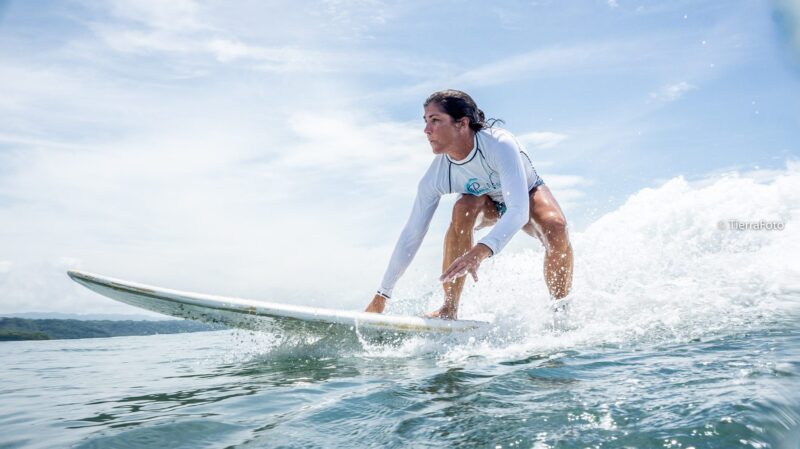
[2,167,799,448]
[1,320,798,449]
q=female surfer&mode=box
[364,90,573,320]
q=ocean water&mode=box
[2,165,799,449]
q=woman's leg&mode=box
[433,194,499,319]
[522,185,573,299]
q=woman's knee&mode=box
[539,213,570,249]
[451,195,485,225]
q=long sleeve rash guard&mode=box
[377,127,543,298]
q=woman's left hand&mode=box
[440,244,493,283]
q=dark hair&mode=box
[423,89,503,131]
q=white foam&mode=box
[369,162,800,362]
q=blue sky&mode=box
[0,0,798,314]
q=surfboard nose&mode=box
[67,269,89,282]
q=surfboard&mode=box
[66,270,490,335]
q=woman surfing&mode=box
[365,90,573,320]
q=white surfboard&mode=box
[67,270,490,335]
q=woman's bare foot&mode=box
[424,306,457,320]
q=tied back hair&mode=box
[424,89,504,131]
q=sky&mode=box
[0,0,798,315]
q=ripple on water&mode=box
[73,419,249,449]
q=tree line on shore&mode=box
[0,317,225,341]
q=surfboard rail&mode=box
[66,270,490,334]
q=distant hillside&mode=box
[0,317,226,341]
[4,312,173,321]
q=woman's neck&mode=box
[446,131,475,160]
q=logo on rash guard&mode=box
[465,178,491,195]
[465,174,501,196]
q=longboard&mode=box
[67,270,490,335]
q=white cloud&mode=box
[107,0,204,32]
[316,0,392,31]
[85,0,209,55]
[89,25,335,73]
[516,131,569,150]
[383,37,678,99]
[90,25,193,54]
[388,20,744,101]
[0,133,392,313]
[608,0,619,8]
[455,43,626,87]
[205,39,338,72]
[543,174,591,208]
[76,0,415,76]
[0,69,433,314]
[650,81,696,102]
[277,113,428,174]
[545,174,591,189]
[207,38,261,62]
[408,39,653,94]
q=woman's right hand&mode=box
[364,294,386,314]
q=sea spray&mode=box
[223,163,800,366]
[386,163,800,362]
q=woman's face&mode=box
[423,102,467,154]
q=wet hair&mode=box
[423,89,503,131]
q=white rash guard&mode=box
[377,127,543,299]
